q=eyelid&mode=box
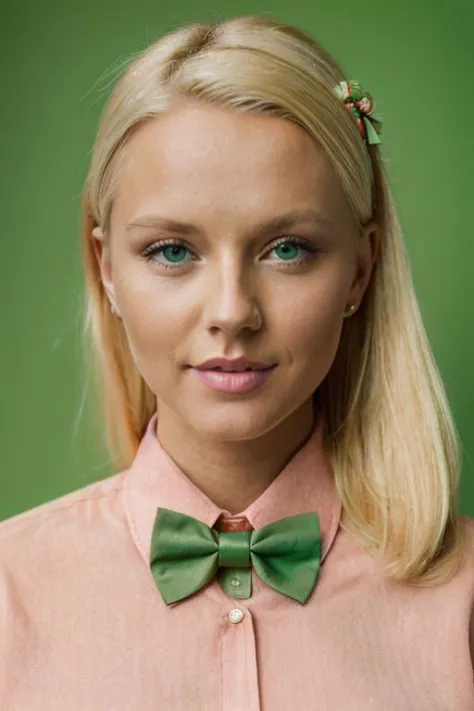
[140,234,322,273]
[140,233,320,255]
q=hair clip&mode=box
[334,80,383,145]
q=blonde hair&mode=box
[80,13,467,586]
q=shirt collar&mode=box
[124,410,341,566]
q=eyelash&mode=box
[140,236,320,270]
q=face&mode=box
[93,101,378,443]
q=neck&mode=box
[155,399,318,515]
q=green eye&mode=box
[272,240,303,261]
[140,236,319,270]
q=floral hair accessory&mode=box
[334,80,383,145]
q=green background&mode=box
[1,0,473,521]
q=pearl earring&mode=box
[344,303,357,318]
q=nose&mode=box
[204,262,262,335]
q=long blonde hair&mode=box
[80,14,467,585]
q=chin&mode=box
[183,402,280,440]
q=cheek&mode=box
[112,252,349,381]
[113,270,192,373]
[278,275,347,363]
[284,303,344,380]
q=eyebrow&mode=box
[125,209,333,235]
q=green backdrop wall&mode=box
[1,0,473,520]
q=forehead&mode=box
[112,101,353,230]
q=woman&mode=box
[1,13,473,710]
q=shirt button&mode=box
[228,608,244,624]
[230,578,241,587]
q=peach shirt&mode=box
[1,410,474,710]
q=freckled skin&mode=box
[93,101,379,513]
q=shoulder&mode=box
[0,472,126,561]
[0,472,128,612]
[0,471,130,667]
[0,471,125,526]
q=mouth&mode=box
[189,364,277,393]
[189,365,277,372]
[206,366,274,372]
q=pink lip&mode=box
[191,366,277,393]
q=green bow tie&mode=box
[150,507,321,605]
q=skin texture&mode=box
[92,100,380,514]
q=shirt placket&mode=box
[216,515,261,711]
[221,603,260,711]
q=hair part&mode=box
[80,13,467,587]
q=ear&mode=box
[91,226,120,316]
[347,221,380,309]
